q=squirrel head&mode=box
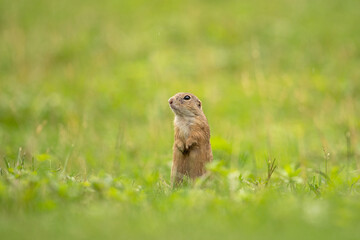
[168,92,202,117]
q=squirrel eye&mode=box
[183,95,191,100]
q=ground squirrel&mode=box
[168,92,213,186]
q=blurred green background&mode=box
[0,0,360,239]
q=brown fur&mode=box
[168,92,213,186]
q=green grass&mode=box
[1,0,360,239]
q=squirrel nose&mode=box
[168,98,174,105]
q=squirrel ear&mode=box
[197,100,202,109]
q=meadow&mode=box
[1,0,360,239]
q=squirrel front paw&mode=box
[185,138,197,151]
[175,140,185,153]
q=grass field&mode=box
[1,0,360,239]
